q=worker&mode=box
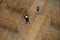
[24,14,30,24]
[37,5,40,13]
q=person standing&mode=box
[37,5,40,13]
[24,14,30,24]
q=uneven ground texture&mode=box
[0,0,60,40]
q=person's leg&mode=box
[26,18,28,24]
[26,18,30,24]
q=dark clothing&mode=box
[26,18,30,24]
[24,15,30,24]
[37,6,40,12]
[26,18,29,22]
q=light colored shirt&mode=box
[25,16,29,18]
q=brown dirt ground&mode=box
[0,0,60,40]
